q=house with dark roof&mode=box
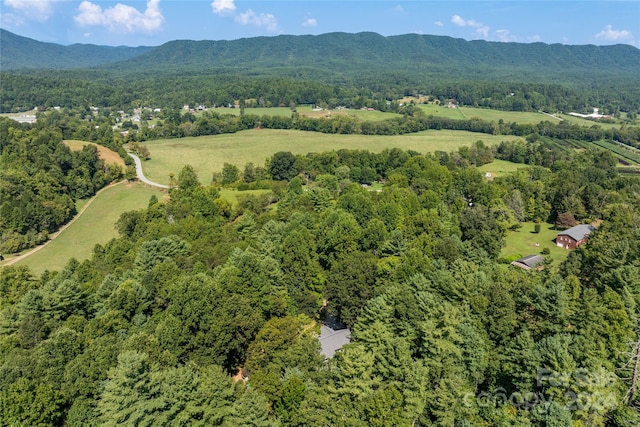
[511,254,545,271]
[556,224,596,249]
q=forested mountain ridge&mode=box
[0,29,152,70]
[117,31,640,80]
[3,29,639,84]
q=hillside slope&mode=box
[107,32,640,82]
[2,29,638,84]
[0,29,152,70]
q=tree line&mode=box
[2,71,639,116]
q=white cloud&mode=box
[451,15,465,27]
[211,0,235,16]
[302,18,317,28]
[451,14,489,39]
[394,5,404,13]
[434,21,444,27]
[235,9,278,32]
[75,0,164,33]
[595,25,632,42]
[528,35,542,43]
[3,0,58,21]
[496,29,516,43]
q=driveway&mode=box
[127,153,169,189]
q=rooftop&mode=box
[511,254,545,270]
[318,326,351,358]
[557,224,596,242]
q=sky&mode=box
[1,1,639,48]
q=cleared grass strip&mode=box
[14,182,165,275]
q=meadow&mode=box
[477,159,529,178]
[13,182,165,275]
[500,222,570,266]
[416,104,556,124]
[64,140,125,167]
[206,105,400,121]
[139,129,523,185]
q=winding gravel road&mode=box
[127,153,169,189]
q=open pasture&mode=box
[13,182,165,275]
[140,129,523,185]
[206,105,400,121]
[418,104,559,124]
[459,107,555,124]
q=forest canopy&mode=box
[2,125,640,425]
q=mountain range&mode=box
[0,29,152,71]
[2,29,638,85]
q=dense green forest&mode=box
[2,114,640,424]
[0,117,124,253]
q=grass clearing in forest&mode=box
[477,159,529,178]
[140,129,522,185]
[219,189,272,206]
[500,222,570,267]
[14,182,165,275]
[64,140,125,168]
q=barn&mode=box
[556,224,596,249]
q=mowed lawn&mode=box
[500,222,570,266]
[15,182,165,275]
[140,129,522,185]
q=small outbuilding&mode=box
[556,224,597,249]
[511,254,545,271]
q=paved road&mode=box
[127,153,170,189]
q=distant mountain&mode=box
[0,29,152,70]
[2,29,638,84]
[105,32,639,83]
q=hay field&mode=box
[140,129,522,185]
[64,140,125,168]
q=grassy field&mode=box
[206,105,400,121]
[12,182,165,275]
[219,189,272,206]
[415,104,554,124]
[500,222,570,266]
[556,113,632,130]
[417,104,467,120]
[460,107,556,124]
[478,159,529,178]
[141,129,522,184]
[64,140,125,167]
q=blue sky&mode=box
[1,1,638,47]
